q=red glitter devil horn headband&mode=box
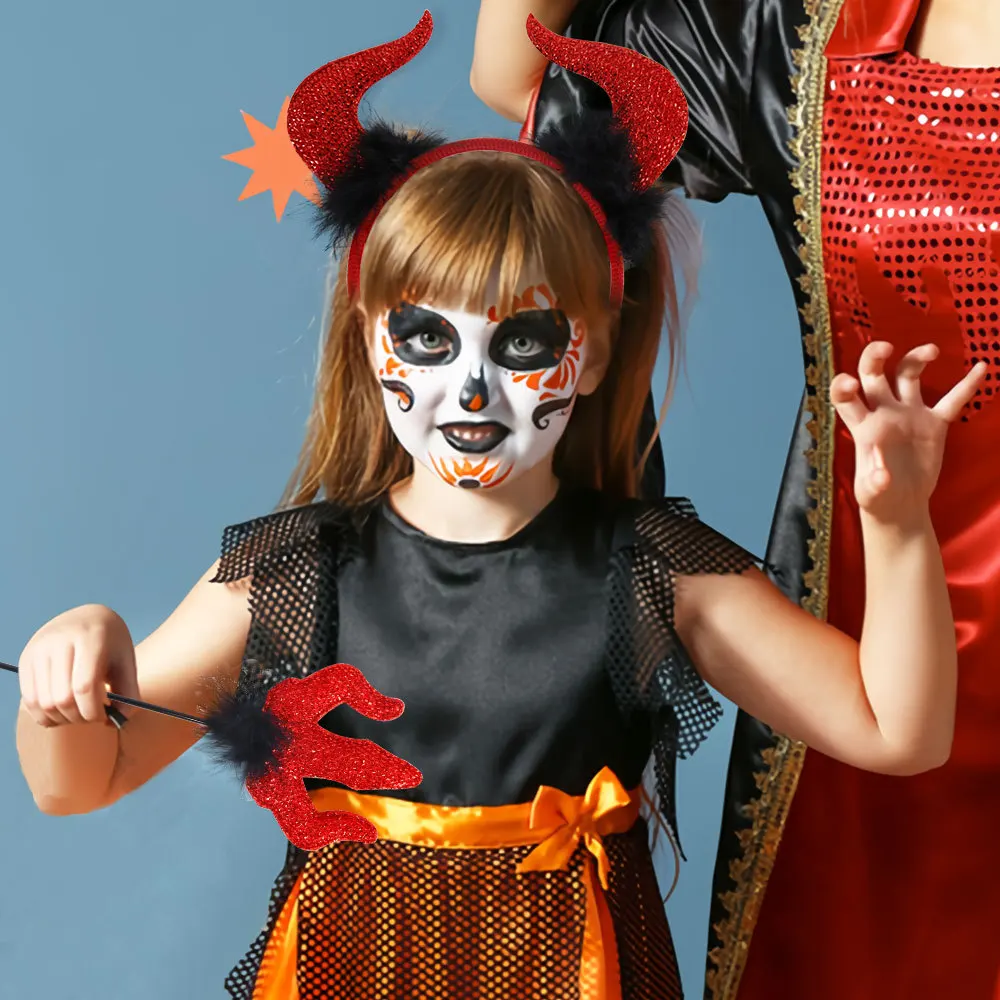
[524,15,688,190]
[226,9,690,309]
[286,10,434,185]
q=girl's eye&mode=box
[509,336,540,356]
[419,332,445,350]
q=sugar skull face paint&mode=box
[374,283,588,489]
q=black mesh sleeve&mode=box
[606,497,761,849]
[534,0,764,202]
[211,501,353,700]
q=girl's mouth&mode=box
[438,422,511,454]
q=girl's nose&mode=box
[459,367,490,413]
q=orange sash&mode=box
[254,766,640,999]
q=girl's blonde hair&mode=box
[282,150,694,508]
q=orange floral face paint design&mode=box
[428,454,514,490]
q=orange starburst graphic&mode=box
[223,98,321,221]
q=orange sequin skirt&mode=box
[248,768,683,1000]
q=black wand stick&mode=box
[0,661,207,728]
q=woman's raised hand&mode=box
[830,341,987,525]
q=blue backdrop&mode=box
[0,2,801,997]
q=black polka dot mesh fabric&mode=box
[296,838,588,998]
[604,822,684,1000]
[822,52,1000,416]
[607,498,760,851]
[214,496,757,997]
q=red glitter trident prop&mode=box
[243,662,421,850]
[2,660,421,852]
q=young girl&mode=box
[15,13,982,1000]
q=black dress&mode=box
[214,486,757,999]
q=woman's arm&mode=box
[16,562,250,814]
[470,0,579,121]
[675,341,984,775]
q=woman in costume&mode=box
[15,13,983,1000]
[470,1,1000,998]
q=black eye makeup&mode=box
[488,309,573,372]
[387,302,461,366]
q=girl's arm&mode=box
[16,563,250,814]
[470,0,579,121]
[674,341,985,775]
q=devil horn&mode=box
[286,11,434,185]
[525,15,688,191]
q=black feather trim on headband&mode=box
[534,112,667,266]
[316,118,445,250]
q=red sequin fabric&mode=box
[823,51,1000,408]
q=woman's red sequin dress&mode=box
[739,50,1000,999]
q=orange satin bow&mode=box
[516,766,639,887]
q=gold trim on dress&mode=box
[705,1,846,996]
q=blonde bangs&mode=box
[358,152,611,326]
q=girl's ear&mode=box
[576,319,612,396]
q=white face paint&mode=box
[373,281,588,489]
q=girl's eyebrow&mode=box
[493,308,569,332]
[389,302,459,339]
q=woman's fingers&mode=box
[933,361,990,423]
[831,373,870,430]
[894,344,938,406]
[858,341,897,407]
